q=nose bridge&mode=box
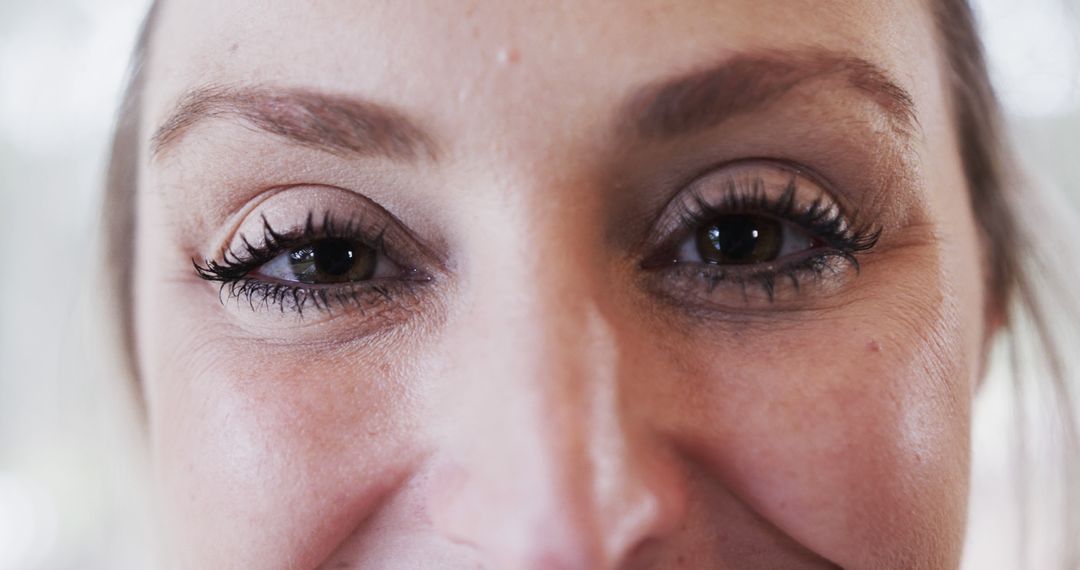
[452,186,618,409]
[458,195,622,480]
[427,201,684,568]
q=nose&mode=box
[425,238,687,569]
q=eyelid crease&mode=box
[195,210,422,281]
[199,181,451,272]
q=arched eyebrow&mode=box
[150,49,918,162]
[622,49,919,139]
[150,84,439,161]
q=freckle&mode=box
[496,46,520,65]
[228,42,239,53]
[867,339,882,353]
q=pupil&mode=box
[289,238,375,283]
[312,239,356,276]
[696,215,781,264]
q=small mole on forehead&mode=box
[496,47,521,65]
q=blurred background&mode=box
[0,0,1077,568]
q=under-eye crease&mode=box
[643,162,881,305]
[194,211,431,316]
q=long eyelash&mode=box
[680,175,881,258]
[193,212,396,315]
[209,277,398,317]
[663,175,882,301]
[195,212,385,280]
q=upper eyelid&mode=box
[248,213,382,256]
[198,184,450,274]
[641,160,848,247]
[228,214,399,270]
[194,212,434,293]
[196,210,435,289]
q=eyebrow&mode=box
[622,49,918,139]
[151,49,916,162]
[150,85,438,161]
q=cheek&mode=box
[144,313,424,568]
[133,197,427,567]
[662,270,974,568]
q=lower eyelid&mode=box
[214,273,431,320]
[642,247,862,308]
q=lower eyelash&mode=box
[194,211,427,317]
[664,249,860,303]
[216,276,413,317]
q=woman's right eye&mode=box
[194,209,436,317]
[254,238,403,285]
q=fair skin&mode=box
[133,0,986,568]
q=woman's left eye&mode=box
[254,238,402,284]
[675,214,820,266]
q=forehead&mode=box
[144,0,938,141]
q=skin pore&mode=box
[133,0,987,568]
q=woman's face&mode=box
[134,0,986,567]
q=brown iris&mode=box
[695,215,783,265]
[287,238,376,283]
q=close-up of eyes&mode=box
[643,163,881,305]
[193,212,431,315]
[192,163,882,320]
